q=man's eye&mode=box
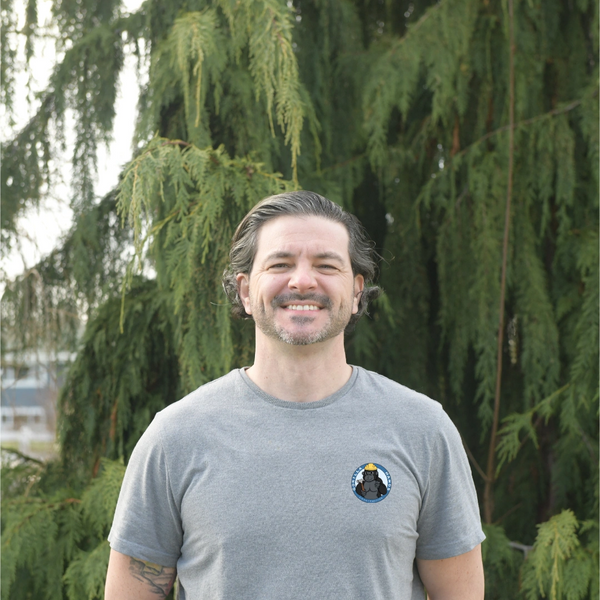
[269,263,290,269]
[318,264,337,270]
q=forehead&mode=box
[254,215,351,261]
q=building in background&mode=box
[1,352,73,459]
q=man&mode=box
[105,191,485,599]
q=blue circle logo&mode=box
[352,463,392,503]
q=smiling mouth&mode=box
[273,294,332,311]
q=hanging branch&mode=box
[483,0,515,525]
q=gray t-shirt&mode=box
[109,367,485,599]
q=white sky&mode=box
[2,0,145,280]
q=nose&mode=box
[288,262,317,292]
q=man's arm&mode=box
[105,549,177,600]
[416,544,484,600]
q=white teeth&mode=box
[286,305,319,311]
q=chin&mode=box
[275,323,343,346]
[278,332,324,346]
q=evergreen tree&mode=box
[2,0,598,598]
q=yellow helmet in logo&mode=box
[364,463,378,471]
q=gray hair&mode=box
[222,191,382,330]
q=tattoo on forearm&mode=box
[128,557,176,598]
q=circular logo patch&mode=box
[352,463,392,503]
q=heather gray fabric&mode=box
[109,367,485,599]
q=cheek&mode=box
[249,278,280,308]
[264,276,288,298]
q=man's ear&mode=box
[353,274,365,314]
[236,273,252,315]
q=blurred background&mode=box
[1,1,598,598]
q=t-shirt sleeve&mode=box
[108,415,183,567]
[415,408,485,560]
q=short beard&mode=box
[253,293,351,346]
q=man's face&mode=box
[237,215,364,346]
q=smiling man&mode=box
[105,191,485,600]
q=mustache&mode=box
[271,293,332,309]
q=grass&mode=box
[1,441,20,451]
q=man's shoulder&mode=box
[355,368,467,462]
[354,367,443,415]
[156,369,243,422]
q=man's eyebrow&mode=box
[264,251,295,262]
[314,252,345,262]
[262,251,346,263]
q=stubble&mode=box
[252,292,352,345]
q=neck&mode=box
[246,331,352,402]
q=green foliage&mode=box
[237,0,305,179]
[59,279,180,475]
[1,453,124,600]
[63,541,111,600]
[481,524,523,600]
[1,192,131,356]
[1,102,52,256]
[521,511,598,600]
[496,384,569,473]
[2,0,598,598]
[140,0,310,182]
[63,460,125,600]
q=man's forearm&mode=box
[417,544,485,600]
[105,549,176,600]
